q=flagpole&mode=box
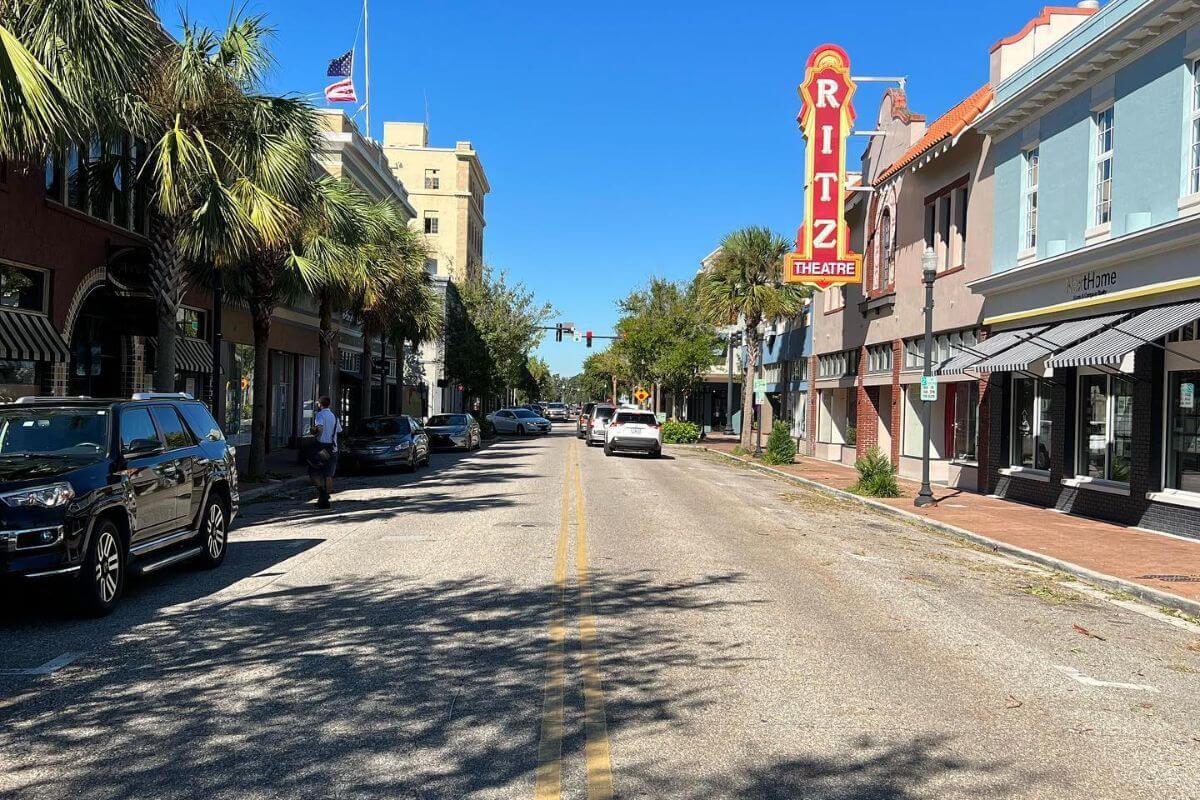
[362,0,371,138]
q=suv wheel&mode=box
[517,424,526,435]
[196,495,229,569]
[78,520,124,616]
[604,443,614,457]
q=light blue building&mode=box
[965,0,1200,537]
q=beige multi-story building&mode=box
[382,121,489,284]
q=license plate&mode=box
[627,425,644,433]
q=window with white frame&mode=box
[425,168,440,190]
[818,350,858,378]
[423,211,439,234]
[1190,60,1200,195]
[952,380,979,462]
[1022,147,1039,250]
[866,343,892,374]
[1077,372,1132,482]
[1093,107,1113,226]
[1011,376,1052,469]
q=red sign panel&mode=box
[785,45,862,288]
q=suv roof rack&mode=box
[13,395,95,404]
[131,392,194,401]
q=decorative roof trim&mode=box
[989,5,1099,53]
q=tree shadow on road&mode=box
[0,568,763,799]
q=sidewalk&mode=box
[235,445,311,501]
[695,439,1200,614]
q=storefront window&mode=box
[1167,370,1200,493]
[0,359,40,402]
[176,307,205,339]
[791,391,808,439]
[1011,377,1051,470]
[223,343,254,446]
[1076,374,1132,482]
[952,381,978,462]
[0,266,46,312]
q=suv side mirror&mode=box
[124,438,163,456]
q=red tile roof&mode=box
[874,84,993,184]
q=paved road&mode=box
[2,429,1199,799]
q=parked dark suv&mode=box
[0,393,239,615]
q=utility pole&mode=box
[915,247,938,508]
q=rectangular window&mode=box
[1022,147,1039,250]
[424,212,438,234]
[937,194,951,269]
[955,185,969,261]
[1093,107,1113,226]
[1190,61,1200,195]
[1168,370,1200,492]
[1076,373,1132,482]
[923,203,935,251]
[953,381,979,462]
[425,258,438,275]
[0,266,47,312]
[1011,376,1051,469]
[424,168,439,190]
[67,144,85,210]
[176,307,205,339]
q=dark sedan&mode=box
[340,415,429,472]
[424,413,481,451]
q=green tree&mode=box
[697,226,809,446]
[580,349,627,403]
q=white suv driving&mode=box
[604,409,662,458]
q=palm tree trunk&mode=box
[248,293,273,480]
[360,319,374,419]
[149,214,184,392]
[318,290,335,398]
[740,334,760,447]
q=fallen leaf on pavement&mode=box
[1073,623,1107,641]
[1186,641,1200,653]
[1005,694,1023,709]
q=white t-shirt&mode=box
[314,407,341,448]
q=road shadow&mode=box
[0,569,760,799]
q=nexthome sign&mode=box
[784,44,862,289]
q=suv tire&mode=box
[195,494,229,569]
[517,424,526,435]
[78,519,124,616]
[604,443,613,457]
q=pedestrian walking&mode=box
[307,396,341,509]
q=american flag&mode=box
[327,50,353,77]
[325,78,357,103]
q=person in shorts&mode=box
[307,396,341,509]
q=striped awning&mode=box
[1046,301,1200,369]
[0,310,69,362]
[939,325,1047,375]
[972,313,1126,374]
[176,337,213,374]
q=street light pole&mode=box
[723,331,735,436]
[754,338,764,456]
[915,246,938,508]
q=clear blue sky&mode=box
[187,0,1054,376]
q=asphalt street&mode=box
[2,428,1200,799]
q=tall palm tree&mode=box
[697,226,809,446]
[0,0,159,159]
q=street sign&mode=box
[920,375,938,402]
[754,378,768,406]
[784,44,863,289]
[573,331,582,343]
[633,387,650,404]
[1182,381,1195,410]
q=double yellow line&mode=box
[534,440,614,800]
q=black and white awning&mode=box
[175,337,214,374]
[939,325,1047,375]
[972,314,1126,374]
[1046,301,1200,369]
[0,310,69,362]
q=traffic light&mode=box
[555,323,563,342]
[586,331,593,348]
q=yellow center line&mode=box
[533,452,571,800]
[573,446,614,800]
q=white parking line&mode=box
[1053,665,1159,692]
[0,652,80,676]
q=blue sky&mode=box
[186,0,1056,376]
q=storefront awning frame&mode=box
[938,325,1048,376]
[0,310,70,363]
[970,313,1127,375]
[1045,301,1200,371]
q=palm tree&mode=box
[0,0,159,159]
[697,226,809,446]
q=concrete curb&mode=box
[691,445,1200,620]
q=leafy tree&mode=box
[697,226,809,446]
[580,349,627,403]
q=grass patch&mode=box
[1107,590,1137,602]
[1160,606,1200,626]
[1019,582,1085,605]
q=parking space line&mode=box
[1053,665,1159,692]
[0,652,80,676]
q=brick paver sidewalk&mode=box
[698,439,1200,608]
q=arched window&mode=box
[880,207,894,288]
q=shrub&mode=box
[845,424,857,446]
[661,419,701,444]
[479,416,497,440]
[849,447,901,497]
[762,422,797,465]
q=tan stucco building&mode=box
[382,121,489,284]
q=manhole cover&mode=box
[1138,574,1200,583]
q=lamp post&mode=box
[753,338,764,457]
[915,246,938,508]
[723,330,736,436]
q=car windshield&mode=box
[547,403,566,409]
[427,414,469,427]
[616,412,657,425]
[594,407,615,420]
[513,409,539,419]
[0,408,109,457]
[354,417,409,437]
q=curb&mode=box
[692,445,1200,620]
